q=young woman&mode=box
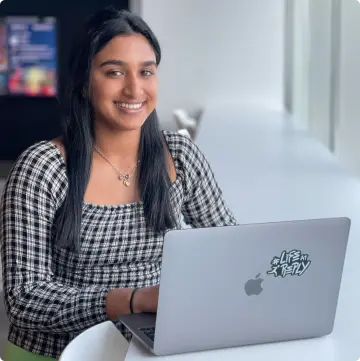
[0,7,236,361]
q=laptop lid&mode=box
[153,217,350,356]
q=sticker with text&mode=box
[267,249,311,278]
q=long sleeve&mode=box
[179,135,237,228]
[0,143,109,334]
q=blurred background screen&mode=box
[0,16,57,97]
[0,0,128,161]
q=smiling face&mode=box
[89,33,158,132]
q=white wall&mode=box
[288,0,360,177]
[335,0,360,175]
[131,0,285,129]
[283,0,294,113]
[288,0,343,150]
[290,0,310,130]
[307,0,334,149]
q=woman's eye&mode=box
[107,70,123,77]
[142,70,153,76]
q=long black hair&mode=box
[55,7,175,251]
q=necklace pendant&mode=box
[119,174,124,180]
[123,175,131,187]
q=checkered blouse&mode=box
[0,130,237,359]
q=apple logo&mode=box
[244,273,264,296]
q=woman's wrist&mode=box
[105,288,133,320]
[105,286,148,320]
[129,287,140,313]
[131,287,145,313]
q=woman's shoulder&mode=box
[162,130,211,180]
[9,139,66,186]
[162,130,202,159]
[15,139,63,168]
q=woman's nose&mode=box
[123,74,143,99]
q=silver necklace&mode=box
[93,145,140,187]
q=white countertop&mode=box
[124,105,360,361]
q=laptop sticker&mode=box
[267,249,311,278]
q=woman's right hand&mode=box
[105,285,159,320]
[132,285,159,313]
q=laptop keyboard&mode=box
[140,326,155,342]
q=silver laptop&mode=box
[119,217,351,356]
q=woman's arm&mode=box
[0,145,154,334]
[0,147,109,334]
[180,136,237,228]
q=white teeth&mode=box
[115,102,143,109]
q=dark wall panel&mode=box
[0,0,129,160]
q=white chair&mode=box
[173,109,197,137]
[177,129,191,138]
[59,321,129,361]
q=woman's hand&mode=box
[105,285,159,320]
[132,285,159,313]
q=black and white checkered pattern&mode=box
[0,130,236,359]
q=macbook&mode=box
[120,217,351,356]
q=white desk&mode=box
[124,106,360,361]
